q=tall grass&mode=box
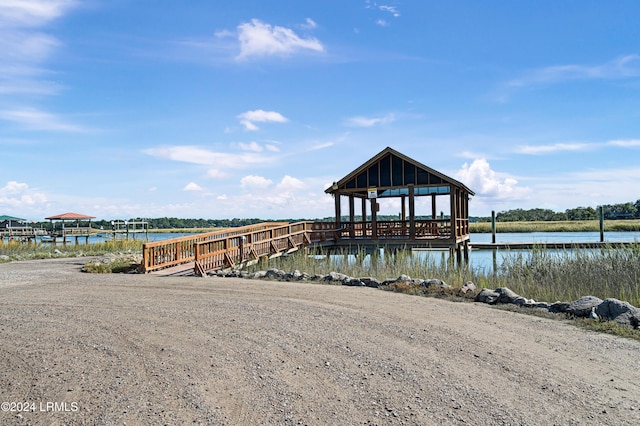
[256,245,640,307]
[470,219,640,233]
[0,240,143,262]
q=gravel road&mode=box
[1,258,639,425]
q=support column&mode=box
[408,185,415,240]
[348,195,355,238]
[334,192,341,230]
[371,198,378,240]
[431,194,437,219]
[361,197,367,237]
[401,195,406,221]
[450,186,457,239]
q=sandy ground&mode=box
[1,258,639,425]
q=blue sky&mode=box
[1,1,640,221]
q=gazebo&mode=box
[45,212,96,244]
[324,147,475,259]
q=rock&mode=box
[396,274,411,282]
[252,270,267,279]
[595,298,640,328]
[549,302,570,313]
[566,296,603,317]
[359,277,381,288]
[533,302,551,310]
[495,287,520,304]
[422,279,448,288]
[265,268,284,279]
[475,288,499,304]
[292,270,302,280]
[324,271,350,283]
[344,278,365,287]
[459,281,476,295]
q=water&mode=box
[470,231,640,243]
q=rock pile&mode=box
[214,268,640,330]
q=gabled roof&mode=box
[0,215,25,221]
[325,147,474,196]
[45,212,96,220]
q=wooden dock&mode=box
[471,241,637,250]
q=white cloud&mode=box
[276,175,306,191]
[233,19,324,60]
[183,182,203,191]
[143,145,273,168]
[0,1,78,96]
[265,144,280,152]
[455,159,530,200]
[240,175,273,189]
[0,107,85,132]
[345,113,395,127]
[301,18,317,30]
[237,109,288,131]
[506,55,640,90]
[379,5,400,17]
[206,169,229,179]
[515,142,593,155]
[0,0,77,27]
[376,20,389,27]
[607,139,640,148]
[237,141,263,152]
[0,180,47,208]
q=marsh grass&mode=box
[470,219,640,233]
[0,240,143,262]
[258,244,640,307]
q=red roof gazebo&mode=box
[45,212,96,244]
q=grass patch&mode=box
[470,219,640,233]
[0,240,143,262]
[83,257,140,273]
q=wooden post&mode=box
[450,187,457,239]
[371,198,378,240]
[401,195,406,221]
[599,206,604,242]
[334,192,341,229]
[408,185,415,239]
[361,197,367,237]
[431,194,437,219]
[349,195,355,238]
[491,210,496,244]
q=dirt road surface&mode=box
[1,258,639,425]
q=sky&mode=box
[1,0,640,221]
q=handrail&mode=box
[141,222,289,272]
[194,222,319,275]
[142,219,470,274]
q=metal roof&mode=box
[45,212,96,220]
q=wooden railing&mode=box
[142,219,471,275]
[193,222,314,276]
[141,222,289,272]
[339,219,455,239]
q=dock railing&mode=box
[141,222,289,273]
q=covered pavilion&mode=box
[45,212,96,244]
[324,147,475,258]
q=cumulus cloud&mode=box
[455,159,530,200]
[0,0,77,27]
[232,19,324,60]
[237,109,288,131]
[345,113,395,127]
[240,175,273,189]
[0,180,47,208]
[183,182,203,191]
[276,175,306,191]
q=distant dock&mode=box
[471,241,637,250]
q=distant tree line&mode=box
[476,200,640,222]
